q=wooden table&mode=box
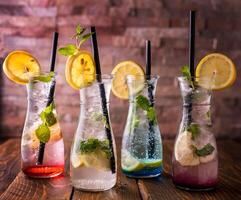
[0,138,240,200]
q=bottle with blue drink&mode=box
[120,69,163,178]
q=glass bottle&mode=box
[21,73,64,178]
[70,75,117,191]
[172,76,218,191]
[121,75,163,178]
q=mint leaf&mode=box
[136,95,157,124]
[40,103,57,127]
[136,95,150,111]
[44,102,55,113]
[58,44,77,56]
[35,124,50,143]
[79,138,112,158]
[181,66,191,78]
[80,138,99,153]
[79,32,94,46]
[76,25,85,35]
[40,112,56,127]
[195,143,215,157]
[187,123,200,139]
[147,107,157,124]
[34,72,54,83]
[181,66,195,89]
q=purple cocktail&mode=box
[172,76,218,191]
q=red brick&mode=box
[0,0,28,6]
[57,16,112,27]
[29,0,56,7]
[125,17,170,27]
[125,27,188,40]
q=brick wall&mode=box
[0,0,240,139]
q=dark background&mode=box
[0,0,240,139]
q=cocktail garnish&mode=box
[40,103,57,126]
[181,66,195,89]
[196,53,236,90]
[111,61,145,99]
[35,103,57,143]
[58,25,93,56]
[136,95,157,124]
[147,107,157,123]
[80,138,112,159]
[3,50,41,84]
[35,124,50,143]
[136,95,151,110]
[58,44,76,56]
[34,72,55,83]
[194,143,215,157]
[186,123,200,140]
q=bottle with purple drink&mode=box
[172,73,218,191]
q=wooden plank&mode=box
[0,140,73,200]
[0,139,21,195]
[72,137,141,200]
[137,140,194,200]
[137,139,241,200]
[0,172,72,200]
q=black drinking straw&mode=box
[189,10,196,77]
[37,32,59,165]
[187,10,196,123]
[146,40,155,158]
[90,26,116,173]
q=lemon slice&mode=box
[121,150,145,172]
[174,131,200,166]
[143,159,162,168]
[65,50,96,90]
[3,50,40,84]
[196,53,236,90]
[111,61,145,99]
[80,150,110,171]
[71,153,84,168]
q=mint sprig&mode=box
[181,66,195,89]
[79,138,112,158]
[186,123,200,140]
[195,143,215,157]
[34,72,55,83]
[136,95,157,124]
[35,103,57,143]
[58,25,93,56]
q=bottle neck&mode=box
[79,82,111,105]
